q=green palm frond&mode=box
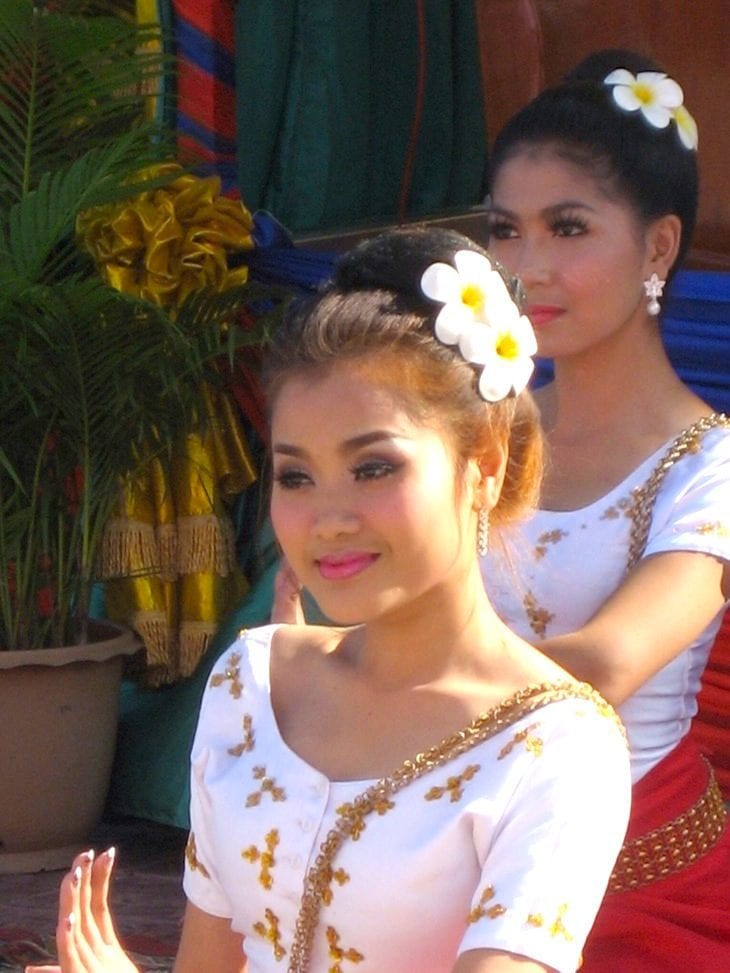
[0,0,172,206]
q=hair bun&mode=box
[564,48,662,85]
[334,226,487,302]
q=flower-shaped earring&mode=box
[643,273,665,317]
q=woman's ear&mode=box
[474,443,509,513]
[644,214,682,281]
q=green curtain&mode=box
[235,0,487,233]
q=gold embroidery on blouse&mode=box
[468,885,507,923]
[693,521,730,537]
[210,651,243,699]
[600,496,633,522]
[287,682,624,972]
[524,591,554,639]
[527,913,544,928]
[184,832,210,879]
[253,908,286,961]
[321,866,351,905]
[534,529,568,559]
[334,795,395,841]
[549,903,574,941]
[242,828,279,890]
[498,723,543,760]
[228,713,256,757]
[246,765,287,807]
[424,763,481,803]
[325,927,364,970]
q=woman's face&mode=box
[487,149,652,360]
[269,361,481,625]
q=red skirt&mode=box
[582,735,730,973]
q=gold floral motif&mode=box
[242,829,279,890]
[246,765,287,807]
[600,496,632,521]
[335,794,395,841]
[326,926,364,971]
[468,885,507,923]
[523,591,554,639]
[497,723,543,760]
[210,651,243,699]
[526,913,543,928]
[321,866,351,906]
[534,529,568,560]
[692,521,730,537]
[549,904,574,941]
[424,763,481,803]
[253,908,286,961]
[184,832,210,879]
[228,713,256,757]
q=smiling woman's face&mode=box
[269,360,482,626]
[487,148,653,361]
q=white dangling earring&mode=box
[477,508,489,557]
[643,273,665,316]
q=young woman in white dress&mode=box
[481,49,730,970]
[29,226,630,973]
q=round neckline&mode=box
[537,438,670,517]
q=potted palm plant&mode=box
[0,0,263,872]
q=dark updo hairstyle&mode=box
[489,49,699,274]
[263,225,542,526]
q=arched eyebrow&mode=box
[487,200,597,221]
[272,430,403,459]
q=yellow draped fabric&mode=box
[79,160,260,684]
[102,386,257,685]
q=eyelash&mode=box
[487,214,589,240]
[273,459,400,490]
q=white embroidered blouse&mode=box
[481,423,730,783]
[183,625,630,973]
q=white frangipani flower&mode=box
[420,250,537,402]
[604,69,683,129]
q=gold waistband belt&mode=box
[608,765,727,894]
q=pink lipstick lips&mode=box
[317,552,378,581]
[527,305,563,328]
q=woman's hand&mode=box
[25,849,139,973]
[271,559,305,624]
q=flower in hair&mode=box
[603,69,697,149]
[672,104,699,151]
[420,250,537,402]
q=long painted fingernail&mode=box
[105,845,116,863]
[72,866,82,886]
[66,912,76,930]
[81,849,95,866]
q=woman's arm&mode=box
[539,550,728,705]
[453,948,553,972]
[174,901,246,973]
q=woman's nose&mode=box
[506,240,552,289]
[312,505,361,541]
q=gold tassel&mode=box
[101,517,159,579]
[177,514,236,576]
[178,620,216,678]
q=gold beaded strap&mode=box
[626,413,730,572]
[607,761,727,893]
[287,681,623,973]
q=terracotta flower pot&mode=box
[0,622,140,874]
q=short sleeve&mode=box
[458,700,631,973]
[182,633,253,919]
[643,427,730,563]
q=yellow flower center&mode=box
[461,283,484,313]
[496,333,520,360]
[633,82,655,107]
